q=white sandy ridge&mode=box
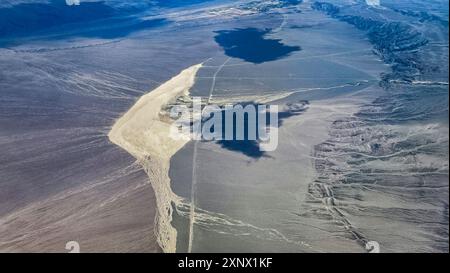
[108,64,202,253]
[365,0,380,7]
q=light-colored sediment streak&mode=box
[108,64,202,253]
[365,0,380,7]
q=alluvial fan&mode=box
[308,0,449,252]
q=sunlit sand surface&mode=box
[109,64,202,252]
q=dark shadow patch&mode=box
[217,140,265,158]
[202,100,309,158]
[214,28,301,64]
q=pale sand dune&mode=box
[108,64,202,253]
